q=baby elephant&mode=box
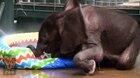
[28,0,140,74]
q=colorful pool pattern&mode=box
[0,32,75,69]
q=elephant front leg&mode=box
[73,45,103,74]
[116,39,140,70]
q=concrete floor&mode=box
[0,53,140,78]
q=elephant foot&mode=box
[87,60,96,75]
[82,60,96,75]
[116,61,134,70]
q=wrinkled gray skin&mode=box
[28,0,140,74]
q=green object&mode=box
[0,47,63,69]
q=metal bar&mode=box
[43,0,46,4]
[83,0,124,6]
[0,0,14,32]
[53,0,56,12]
[15,2,64,7]
[139,9,140,15]
[0,2,5,21]
[14,9,59,12]
[32,0,35,11]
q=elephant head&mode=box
[28,0,87,58]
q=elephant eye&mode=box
[44,40,49,44]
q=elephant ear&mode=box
[58,3,87,55]
[79,4,90,27]
[64,0,79,11]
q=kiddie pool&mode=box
[0,32,75,69]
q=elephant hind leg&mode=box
[73,45,103,74]
[116,37,140,70]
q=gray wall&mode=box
[14,17,44,33]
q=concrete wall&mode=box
[14,17,43,33]
[129,0,140,2]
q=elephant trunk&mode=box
[27,44,44,57]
